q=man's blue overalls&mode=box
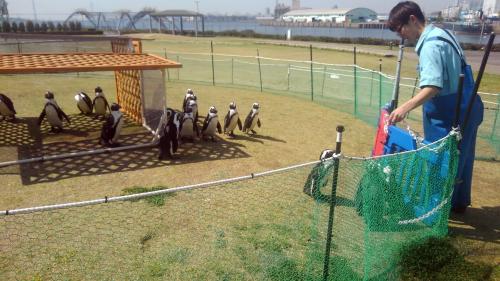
[417,28,484,209]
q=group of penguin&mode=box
[0,87,124,147]
[156,88,262,159]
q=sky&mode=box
[7,0,453,20]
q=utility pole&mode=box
[32,0,38,22]
[194,0,199,37]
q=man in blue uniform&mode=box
[387,1,484,213]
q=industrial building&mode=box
[281,8,377,23]
[483,0,500,17]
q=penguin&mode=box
[201,106,222,142]
[74,91,93,115]
[182,88,196,112]
[156,107,180,160]
[242,102,262,134]
[186,99,199,123]
[92,86,110,119]
[0,93,16,121]
[37,91,71,133]
[99,103,124,147]
[178,107,199,142]
[223,102,242,137]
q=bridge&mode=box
[64,9,205,34]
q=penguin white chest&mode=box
[94,98,107,115]
[46,106,63,127]
[180,119,194,137]
[226,112,239,131]
[0,101,13,116]
[112,119,124,143]
[248,113,259,130]
[205,117,218,135]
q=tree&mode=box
[56,23,63,32]
[62,23,69,31]
[47,21,55,32]
[18,22,26,32]
[26,20,34,32]
[11,22,18,32]
[69,21,76,31]
[34,22,40,32]
[40,22,48,32]
[2,21,11,32]
[75,21,82,31]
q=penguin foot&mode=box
[251,130,257,134]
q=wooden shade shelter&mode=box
[0,47,181,124]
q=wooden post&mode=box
[211,41,215,86]
[257,49,263,92]
[310,44,314,101]
[353,46,357,116]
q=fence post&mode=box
[407,77,419,119]
[257,49,263,92]
[231,57,234,85]
[378,59,382,110]
[369,70,374,106]
[176,55,180,80]
[211,41,215,86]
[353,46,357,116]
[310,44,314,101]
[287,64,291,91]
[321,65,327,97]
[491,94,500,141]
[164,48,170,81]
[322,125,345,281]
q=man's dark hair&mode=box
[388,1,426,32]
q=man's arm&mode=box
[388,86,440,124]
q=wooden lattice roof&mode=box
[0,53,181,74]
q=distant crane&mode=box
[0,0,8,21]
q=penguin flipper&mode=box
[217,122,222,134]
[257,119,261,128]
[237,118,243,131]
[202,114,209,132]
[60,109,71,123]
[1,94,16,114]
[37,109,46,126]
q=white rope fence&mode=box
[0,159,323,216]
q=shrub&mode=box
[18,22,26,32]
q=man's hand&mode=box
[387,86,439,125]
[388,106,409,124]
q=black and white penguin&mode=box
[186,99,199,123]
[37,91,71,132]
[179,107,199,142]
[242,102,262,134]
[182,89,197,112]
[201,106,222,142]
[156,107,180,160]
[0,93,16,121]
[223,102,242,137]
[93,86,110,119]
[74,91,93,114]
[99,103,124,147]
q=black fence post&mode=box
[322,125,345,281]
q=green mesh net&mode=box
[0,133,459,280]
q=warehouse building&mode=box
[281,8,378,23]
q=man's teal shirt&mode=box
[415,24,464,97]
